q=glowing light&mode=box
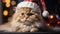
[5,0,10,4]
[49,15,54,19]
[2,0,5,3]
[57,21,60,24]
[5,3,10,7]
[3,10,8,16]
[11,1,16,5]
[47,23,50,26]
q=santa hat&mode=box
[16,0,49,17]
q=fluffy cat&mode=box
[0,7,44,32]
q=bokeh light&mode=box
[57,21,60,24]
[5,0,10,4]
[3,10,8,16]
[47,23,50,27]
[2,0,6,3]
[11,1,16,5]
[49,15,54,19]
[5,3,10,7]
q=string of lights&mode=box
[2,0,17,23]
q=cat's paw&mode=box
[30,28,38,32]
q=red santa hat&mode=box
[16,0,49,17]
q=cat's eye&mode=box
[21,13,24,15]
[27,13,34,16]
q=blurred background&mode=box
[0,0,60,30]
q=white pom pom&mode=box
[42,11,49,17]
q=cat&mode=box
[0,7,44,32]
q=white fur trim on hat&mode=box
[42,11,49,17]
[16,1,41,14]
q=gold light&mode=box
[49,15,54,19]
[5,3,10,7]
[5,0,10,4]
[2,0,10,3]
[5,0,10,7]
[3,10,8,16]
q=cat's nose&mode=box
[25,15,29,19]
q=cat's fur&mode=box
[0,8,44,32]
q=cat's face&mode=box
[13,7,42,26]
